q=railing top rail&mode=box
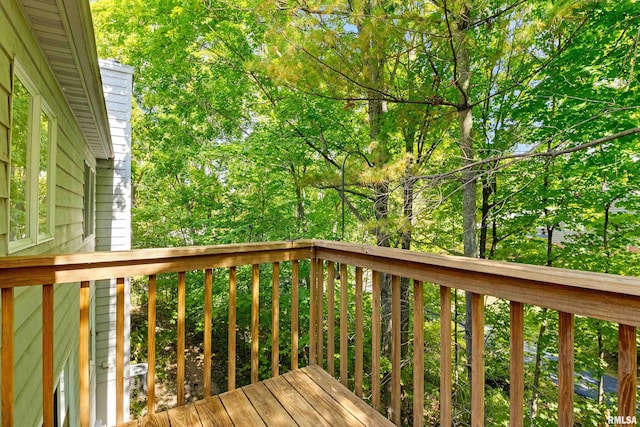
[311,240,640,297]
[311,240,640,326]
[2,238,640,325]
[2,241,314,268]
[0,241,314,288]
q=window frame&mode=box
[39,100,57,241]
[9,59,57,253]
[82,161,95,240]
[82,160,97,243]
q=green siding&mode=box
[0,0,99,425]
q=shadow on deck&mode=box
[119,365,394,427]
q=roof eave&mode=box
[17,0,113,159]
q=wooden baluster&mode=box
[177,272,186,406]
[43,285,54,427]
[440,287,452,427]
[558,311,574,427]
[272,262,280,377]
[510,301,524,427]
[354,267,363,398]
[371,271,381,411]
[147,275,157,413]
[327,262,336,376]
[310,258,317,365]
[340,263,348,386]
[2,288,14,427]
[617,324,636,420]
[228,267,237,391]
[413,280,424,427]
[204,269,213,396]
[316,259,324,367]
[291,260,299,370]
[391,275,401,425]
[251,264,260,383]
[471,293,484,427]
[116,277,125,424]
[79,282,90,427]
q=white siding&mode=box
[95,59,133,427]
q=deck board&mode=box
[262,375,331,426]
[280,370,366,426]
[220,386,267,426]
[194,397,233,427]
[118,366,393,427]
[138,411,170,427]
[166,405,201,426]
[302,365,394,426]
[243,382,297,426]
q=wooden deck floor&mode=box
[120,365,394,426]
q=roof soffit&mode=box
[16,0,113,159]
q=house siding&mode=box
[95,59,133,427]
[0,1,103,426]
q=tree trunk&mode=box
[597,201,612,405]
[530,166,555,422]
[290,163,306,236]
[455,5,478,396]
[529,308,548,425]
[603,200,611,273]
[400,139,415,358]
[361,19,394,409]
[597,323,605,405]
[489,218,498,258]
[479,174,493,259]
[295,184,305,234]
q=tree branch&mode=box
[470,0,528,29]
[315,184,376,201]
[470,9,591,108]
[416,126,640,181]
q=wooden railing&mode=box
[309,241,640,426]
[0,240,638,427]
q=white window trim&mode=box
[9,59,57,254]
[40,99,57,243]
[83,161,96,242]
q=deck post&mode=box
[43,285,54,427]
[251,264,260,383]
[471,293,485,427]
[510,301,524,427]
[327,262,336,376]
[147,275,157,413]
[79,282,90,427]
[310,254,317,365]
[617,324,637,419]
[228,267,237,390]
[2,288,13,427]
[116,278,125,424]
[371,271,381,411]
[391,275,401,425]
[204,269,213,395]
[440,287,452,427]
[340,263,348,386]
[291,260,299,370]
[558,312,574,427]
[413,280,424,427]
[272,262,280,377]
[316,259,324,367]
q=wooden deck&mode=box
[120,365,394,426]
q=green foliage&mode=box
[92,0,640,423]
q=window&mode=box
[9,61,56,252]
[83,162,95,239]
[53,356,73,427]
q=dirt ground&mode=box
[129,299,226,417]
